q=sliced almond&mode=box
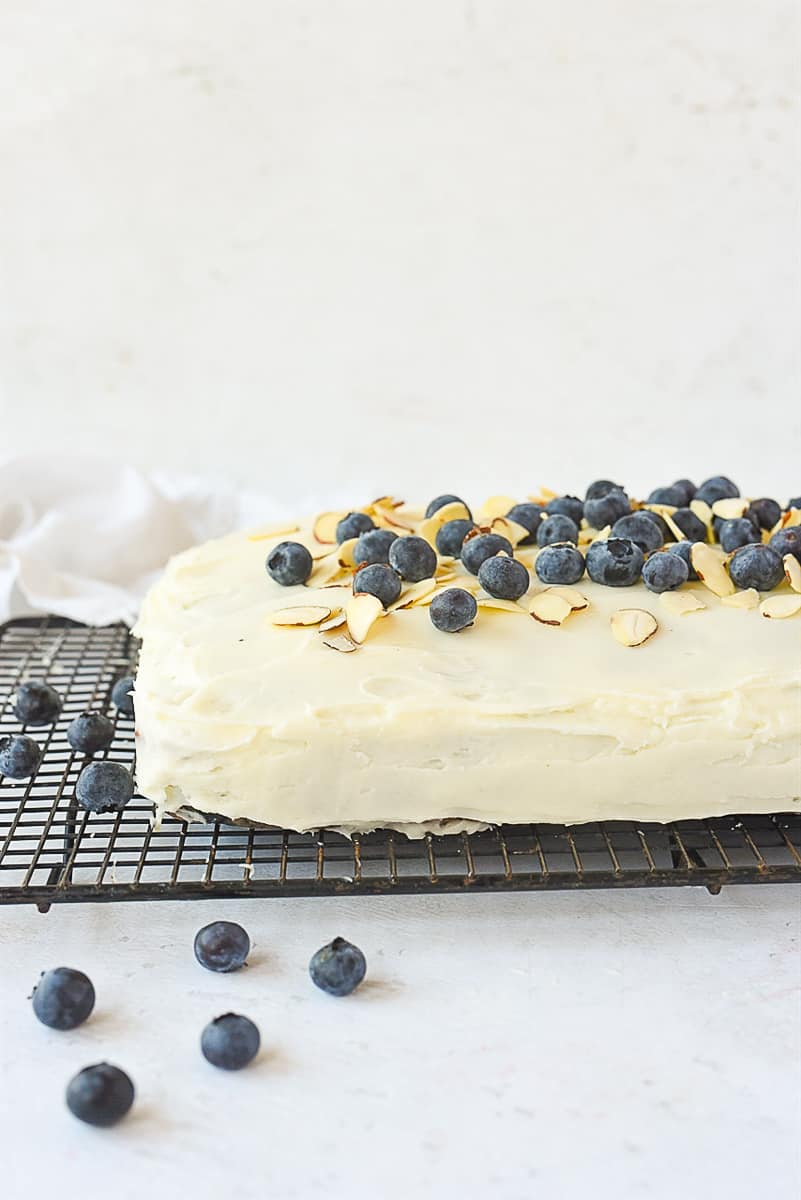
[490,516,532,546]
[388,578,437,610]
[783,554,801,593]
[610,608,659,647]
[374,507,417,532]
[659,591,706,616]
[322,632,359,653]
[477,597,528,614]
[346,593,384,644]
[366,495,402,514]
[310,557,353,587]
[760,594,801,620]
[476,495,518,524]
[528,591,573,626]
[318,610,347,632]
[691,542,735,597]
[337,538,360,568]
[772,507,801,534]
[644,505,685,542]
[431,500,471,525]
[247,522,300,541]
[689,499,714,540]
[711,497,749,520]
[312,510,348,544]
[271,605,332,627]
[722,588,760,610]
[591,524,611,543]
[418,515,444,548]
[545,586,588,612]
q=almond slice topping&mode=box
[783,554,801,593]
[490,516,532,546]
[544,586,588,611]
[528,591,573,626]
[247,522,300,542]
[610,608,659,646]
[711,497,749,520]
[659,591,706,616]
[477,597,528,614]
[337,538,360,568]
[388,578,437,610]
[759,595,801,620]
[691,542,735,597]
[318,610,347,632]
[476,495,518,524]
[721,588,760,610]
[271,605,332,627]
[322,632,359,653]
[312,511,348,544]
[345,593,385,644]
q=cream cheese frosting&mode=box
[132,509,801,833]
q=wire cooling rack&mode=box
[1,617,799,910]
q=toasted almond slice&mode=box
[760,594,801,620]
[430,500,471,525]
[322,632,359,653]
[538,486,559,501]
[247,522,300,541]
[644,505,686,542]
[610,608,658,646]
[346,593,384,643]
[691,542,735,596]
[476,495,518,524]
[491,516,532,546]
[388,578,437,610]
[772,506,801,534]
[319,610,347,632]
[721,588,760,610]
[374,506,417,531]
[591,524,611,543]
[659,591,706,616]
[271,605,332,627]
[366,495,401,513]
[313,510,348,544]
[337,538,360,568]
[545,586,589,611]
[528,591,573,626]
[783,554,801,593]
[477,597,528,614]
[310,556,352,586]
[711,497,749,520]
[418,515,444,548]
[689,499,714,539]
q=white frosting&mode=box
[133,521,801,833]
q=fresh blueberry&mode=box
[695,475,740,506]
[585,479,623,500]
[388,536,437,582]
[0,734,41,779]
[672,479,697,505]
[769,526,801,564]
[641,551,689,593]
[76,761,134,813]
[461,532,514,574]
[353,564,402,608]
[584,490,630,529]
[111,676,135,717]
[506,503,545,546]
[665,540,698,581]
[534,544,585,585]
[435,519,476,558]
[194,921,250,973]
[335,512,375,543]
[671,508,708,543]
[32,967,95,1030]
[429,588,477,632]
[610,513,663,554]
[536,514,579,548]
[639,509,673,543]
[718,518,760,553]
[647,485,687,507]
[13,681,62,726]
[66,1063,134,1127]
[425,494,472,519]
[352,529,397,566]
[728,544,785,591]
[787,497,801,511]
[309,937,367,996]
[201,1013,260,1070]
[478,555,529,600]
[749,498,781,530]
[67,712,115,756]
[544,495,584,525]
[585,538,645,586]
[712,509,759,542]
[266,540,313,586]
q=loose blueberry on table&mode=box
[111,676,136,717]
[67,712,115,756]
[0,734,42,779]
[76,761,135,813]
[66,1063,134,1127]
[32,967,95,1030]
[13,680,62,726]
[201,1013,261,1070]
[194,921,251,973]
[309,937,367,996]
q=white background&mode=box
[1,4,800,1199]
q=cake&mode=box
[133,481,801,834]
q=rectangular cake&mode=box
[133,485,801,834]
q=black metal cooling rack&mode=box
[1,616,799,910]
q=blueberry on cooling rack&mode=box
[13,680,62,726]
[201,1013,261,1070]
[66,1063,134,1127]
[194,921,251,973]
[111,676,135,717]
[66,712,115,756]
[0,734,42,779]
[32,967,95,1030]
[309,937,366,997]
[75,761,134,813]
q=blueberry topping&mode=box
[352,528,397,566]
[536,514,579,548]
[353,563,402,608]
[728,544,785,591]
[66,1063,134,1127]
[544,495,584,525]
[585,479,623,500]
[749,498,781,530]
[435,519,476,558]
[718,518,760,553]
[66,712,115,756]
[0,734,41,779]
[388,536,437,582]
[13,681,62,726]
[506,503,545,545]
[201,1013,261,1070]
[477,555,529,600]
[639,509,673,543]
[429,587,477,632]
[585,538,645,586]
[665,540,698,581]
[769,525,801,564]
[694,475,740,506]
[787,497,801,511]
[335,512,375,543]
[425,495,472,519]
[194,921,250,973]
[309,937,367,996]
[111,676,135,717]
[266,540,313,587]
[641,551,689,593]
[76,762,134,813]
[671,508,708,543]
[534,544,585,585]
[584,490,630,529]
[461,532,514,575]
[33,967,95,1030]
[672,479,697,505]
[647,485,687,507]
[610,513,663,554]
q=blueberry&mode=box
[787,497,801,511]
[353,563,402,608]
[713,510,759,542]
[76,761,134,813]
[672,479,697,505]
[13,680,62,726]
[534,544,585,585]
[610,513,663,554]
[639,509,673,543]
[665,540,698,581]
[194,921,250,973]
[641,551,689,593]
[352,529,397,566]
[111,676,135,717]
[585,479,623,500]
[0,734,41,779]
[671,508,708,543]
[201,1013,260,1070]
[477,556,529,600]
[67,712,115,756]
[695,475,740,506]
[429,587,477,632]
[66,1063,134,1127]
[506,503,545,546]
[585,538,645,586]
[425,494,472,519]
[718,518,760,553]
[584,490,630,529]
[266,540,313,586]
[749,498,781,530]
[388,535,437,582]
[461,532,514,574]
[728,544,785,591]
[647,485,687,507]
[335,512,375,543]
[769,525,801,564]
[309,937,367,996]
[544,495,584,525]
[435,519,476,558]
[32,967,95,1030]
[536,514,579,548]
